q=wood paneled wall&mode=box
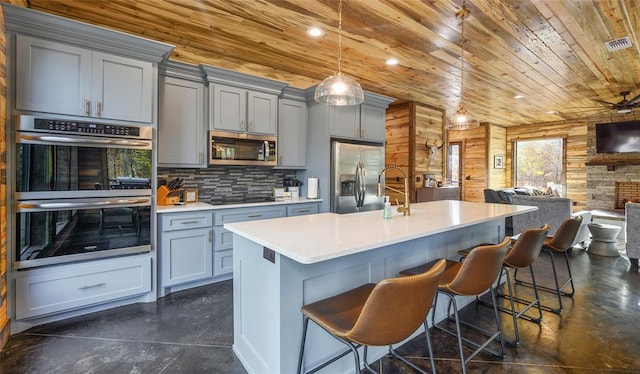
[415,103,445,187]
[385,102,444,204]
[505,120,588,210]
[385,102,412,204]
[448,125,488,202]
[488,124,507,189]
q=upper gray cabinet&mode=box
[202,65,287,136]
[16,34,154,123]
[329,102,388,143]
[158,62,206,167]
[4,4,174,124]
[278,87,308,168]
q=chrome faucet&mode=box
[377,165,410,216]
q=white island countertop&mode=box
[224,200,536,264]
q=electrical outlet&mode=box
[263,247,275,263]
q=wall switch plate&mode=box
[263,247,275,263]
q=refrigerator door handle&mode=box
[358,162,367,207]
[354,164,362,208]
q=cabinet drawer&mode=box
[214,207,286,226]
[214,249,233,276]
[161,212,213,231]
[287,203,319,216]
[214,227,234,251]
[16,256,151,320]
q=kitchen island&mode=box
[224,200,536,374]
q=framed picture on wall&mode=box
[494,155,504,169]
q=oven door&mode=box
[16,131,152,199]
[15,197,151,269]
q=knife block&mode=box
[157,186,183,205]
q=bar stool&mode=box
[514,216,582,314]
[297,259,446,374]
[460,225,550,345]
[399,237,511,374]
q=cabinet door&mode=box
[247,91,278,135]
[15,35,91,116]
[158,76,206,166]
[161,227,213,287]
[329,105,360,140]
[212,84,246,132]
[360,104,387,143]
[278,99,307,167]
[92,52,153,123]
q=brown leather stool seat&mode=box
[400,237,511,374]
[297,259,446,374]
[514,216,582,314]
[459,225,550,345]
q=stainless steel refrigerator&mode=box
[331,141,385,213]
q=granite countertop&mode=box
[156,197,323,213]
[224,200,536,264]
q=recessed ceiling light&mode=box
[307,27,323,37]
[514,95,524,99]
[385,58,399,66]
[546,110,557,114]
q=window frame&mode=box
[511,136,567,196]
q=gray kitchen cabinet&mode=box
[278,87,308,168]
[328,103,387,143]
[158,62,206,167]
[211,83,278,135]
[16,34,153,123]
[15,255,151,320]
[202,65,287,136]
[286,203,319,216]
[159,211,214,288]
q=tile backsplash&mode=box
[158,166,298,204]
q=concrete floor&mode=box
[1,245,639,373]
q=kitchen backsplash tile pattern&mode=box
[158,167,297,204]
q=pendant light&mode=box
[314,0,364,106]
[446,0,479,130]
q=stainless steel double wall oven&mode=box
[14,115,153,269]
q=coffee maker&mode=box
[423,174,436,187]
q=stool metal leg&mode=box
[514,248,575,314]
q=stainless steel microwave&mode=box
[209,131,277,166]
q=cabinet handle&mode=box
[249,121,254,131]
[79,282,106,290]
[84,100,90,116]
[241,120,245,130]
[180,220,200,224]
[247,214,262,218]
[360,128,365,138]
[209,229,212,242]
[199,151,203,163]
[96,101,102,117]
[297,209,311,213]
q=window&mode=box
[514,138,565,196]
[447,142,461,186]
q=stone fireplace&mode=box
[586,113,640,211]
[616,182,640,209]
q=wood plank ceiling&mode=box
[25,0,640,127]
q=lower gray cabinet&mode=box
[161,227,213,286]
[158,201,321,292]
[159,211,214,288]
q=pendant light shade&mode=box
[314,0,364,106]
[446,0,478,130]
[314,72,364,106]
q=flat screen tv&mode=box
[595,120,640,153]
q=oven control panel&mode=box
[34,118,140,137]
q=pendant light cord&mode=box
[457,0,470,108]
[337,0,343,76]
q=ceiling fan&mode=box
[593,91,640,114]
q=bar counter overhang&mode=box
[224,200,536,374]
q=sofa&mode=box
[483,188,591,248]
[626,203,640,270]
